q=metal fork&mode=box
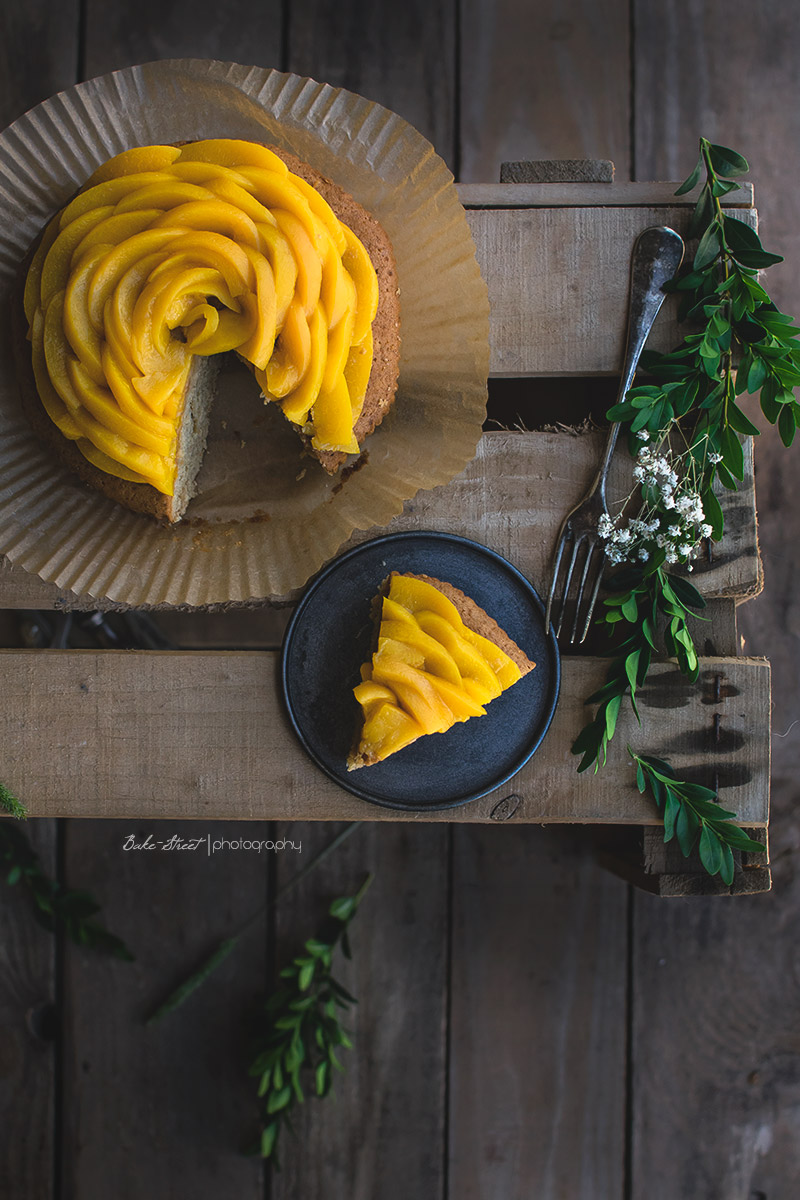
[544,225,685,643]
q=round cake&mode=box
[17,138,400,523]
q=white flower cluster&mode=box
[598,442,712,568]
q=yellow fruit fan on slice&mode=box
[348,574,536,769]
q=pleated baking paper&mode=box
[0,60,489,605]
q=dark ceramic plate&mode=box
[280,531,561,811]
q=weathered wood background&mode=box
[1,1,799,1197]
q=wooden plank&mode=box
[286,0,457,172]
[632,2,800,1191]
[631,881,800,1194]
[0,2,79,127]
[60,819,269,1198]
[458,181,754,207]
[0,649,770,824]
[466,205,758,376]
[459,0,631,183]
[0,819,56,1200]
[0,429,761,610]
[448,825,627,1197]
[271,822,449,1197]
[82,1,283,78]
[0,6,74,1198]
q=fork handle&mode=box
[592,226,686,502]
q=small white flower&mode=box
[666,550,678,564]
[679,543,692,557]
[633,466,645,482]
[700,523,713,538]
[668,525,681,537]
[709,452,722,464]
[618,528,632,544]
[638,548,649,561]
[664,495,676,510]
[637,430,650,441]
[598,514,614,539]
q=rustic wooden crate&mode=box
[0,177,770,884]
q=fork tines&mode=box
[545,533,606,645]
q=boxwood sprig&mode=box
[571,138,783,877]
[571,563,705,772]
[630,748,765,886]
[245,874,372,1165]
[0,821,134,960]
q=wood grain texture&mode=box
[466,204,757,376]
[0,649,770,824]
[60,819,269,1198]
[286,0,457,170]
[271,822,448,1198]
[631,882,800,1198]
[82,0,283,78]
[0,429,761,610]
[448,825,627,1199]
[0,2,79,127]
[0,820,56,1200]
[459,0,631,183]
[458,181,754,207]
[632,4,800,1194]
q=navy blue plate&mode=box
[280,531,561,811]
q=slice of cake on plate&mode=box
[348,572,535,769]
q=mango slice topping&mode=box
[25,140,380,496]
[351,575,531,767]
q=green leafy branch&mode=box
[630,749,765,885]
[0,781,27,820]
[0,822,133,960]
[572,565,706,772]
[246,874,372,1164]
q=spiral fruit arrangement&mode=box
[22,139,395,515]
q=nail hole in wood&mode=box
[491,794,521,821]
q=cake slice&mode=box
[348,572,535,769]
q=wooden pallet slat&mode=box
[0,428,761,610]
[0,649,769,825]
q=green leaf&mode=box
[625,651,641,694]
[329,896,356,922]
[676,802,699,857]
[702,487,724,540]
[621,596,639,622]
[663,790,681,843]
[675,155,703,195]
[726,402,760,437]
[694,222,721,270]
[298,961,315,992]
[746,355,769,394]
[733,248,784,269]
[706,142,749,177]
[719,826,765,853]
[605,694,622,742]
[266,1086,292,1114]
[699,825,723,876]
[721,427,745,480]
[719,842,735,886]
[316,1061,329,1096]
[260,1122,279,1158]
[667,574,706,611]
[778,405,796,447]
[722,216,762,254]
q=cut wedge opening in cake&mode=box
[19,139,400,524]
[348,573,536,769]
